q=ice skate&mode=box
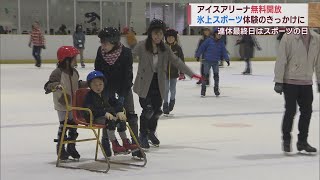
[297,141,317,155]
[148,131,160,147]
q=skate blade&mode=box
[163,114,174,117]
[297,151,318,156]
[113,151,131,156]
[59,158,80,163]
[283,151,294,156]
[148,141,160,147]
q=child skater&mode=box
[84,70,138,155]
[163,29,185,115]
[44,46,87,160]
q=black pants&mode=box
[282,84,313,142]
[32,46,42,66]
[139,74,163,134]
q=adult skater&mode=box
[236,34,261,75]
[94,27,143,158]
[195,27,211,85]
[274,28,320,153]
[73,24,86,68]
[132,19,202,149]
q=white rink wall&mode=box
[0,34,279,60]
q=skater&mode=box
[132,19,201,149]
[219,34,227,67]
[195,28,230,97]
[274,29,320,154]
[44,46,87,160]
[94,27,142,158]
[28,21,45,67]
[163,29,185,115]
[195,27,211,85]
[83,70,138,156]
[235,34,261,75]
[73,24,86,68]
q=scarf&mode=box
[101,43,123,65]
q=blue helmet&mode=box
[87,70,105,86]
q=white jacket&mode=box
[274,30,320,84]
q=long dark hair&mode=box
[145,28,166,53]
[57,57,74,75]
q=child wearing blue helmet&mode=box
[83,70,138,156]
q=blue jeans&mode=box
[164,78,177,103]
[32,46,42,65]
[202,60,219,87]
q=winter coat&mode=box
[166,42,185,79]
[132,40,195,99]
[237,35,260,59]
[195,36,209,59]
[44,68,87,111]
[195,37,229,62]
[83,89,122,120]
[94,46,133,99]
[274,31,320,84]
[73,32,86,49]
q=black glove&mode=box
[318,84,320,93]
[196,57,200,62]
[274,83,283,95]
[226,60,230,66]
[42,45,46,49]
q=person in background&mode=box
[236,34,262,75]
[195,28,230,97]
[73,24,86,68]
[29,21,46,68]
[162,29,185,116]
[195,27,211,85]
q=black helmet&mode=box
[148,19,166,35]
[165,29,178,41]
[98,27,120,44]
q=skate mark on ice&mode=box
[159,110,319,121]
[236,153,318,160]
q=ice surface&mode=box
[1,62,319,180]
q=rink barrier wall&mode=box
[0,34,279,63]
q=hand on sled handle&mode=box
[274,83,283,95]
[116,112,127,121]
[192,74,202,81]
[105,112,114,120]
[55,84,63,91]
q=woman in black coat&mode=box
[94,27,142,158]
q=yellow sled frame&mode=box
[56,87,147,173]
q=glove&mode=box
[178,73,185,80]
[105,112,114,120]
[318,83,320,93]
[116,112,127,121]
[196,57,200,62]
[257,46,262,51]
[226,60,230,66]
[192,74,202,81]
[42,45,46,49]
[274,83,283,95]
[28,43,31,48]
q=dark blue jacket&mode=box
[83,89,122,120]
[195,37,229,62]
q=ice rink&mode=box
[1,61,319,180]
